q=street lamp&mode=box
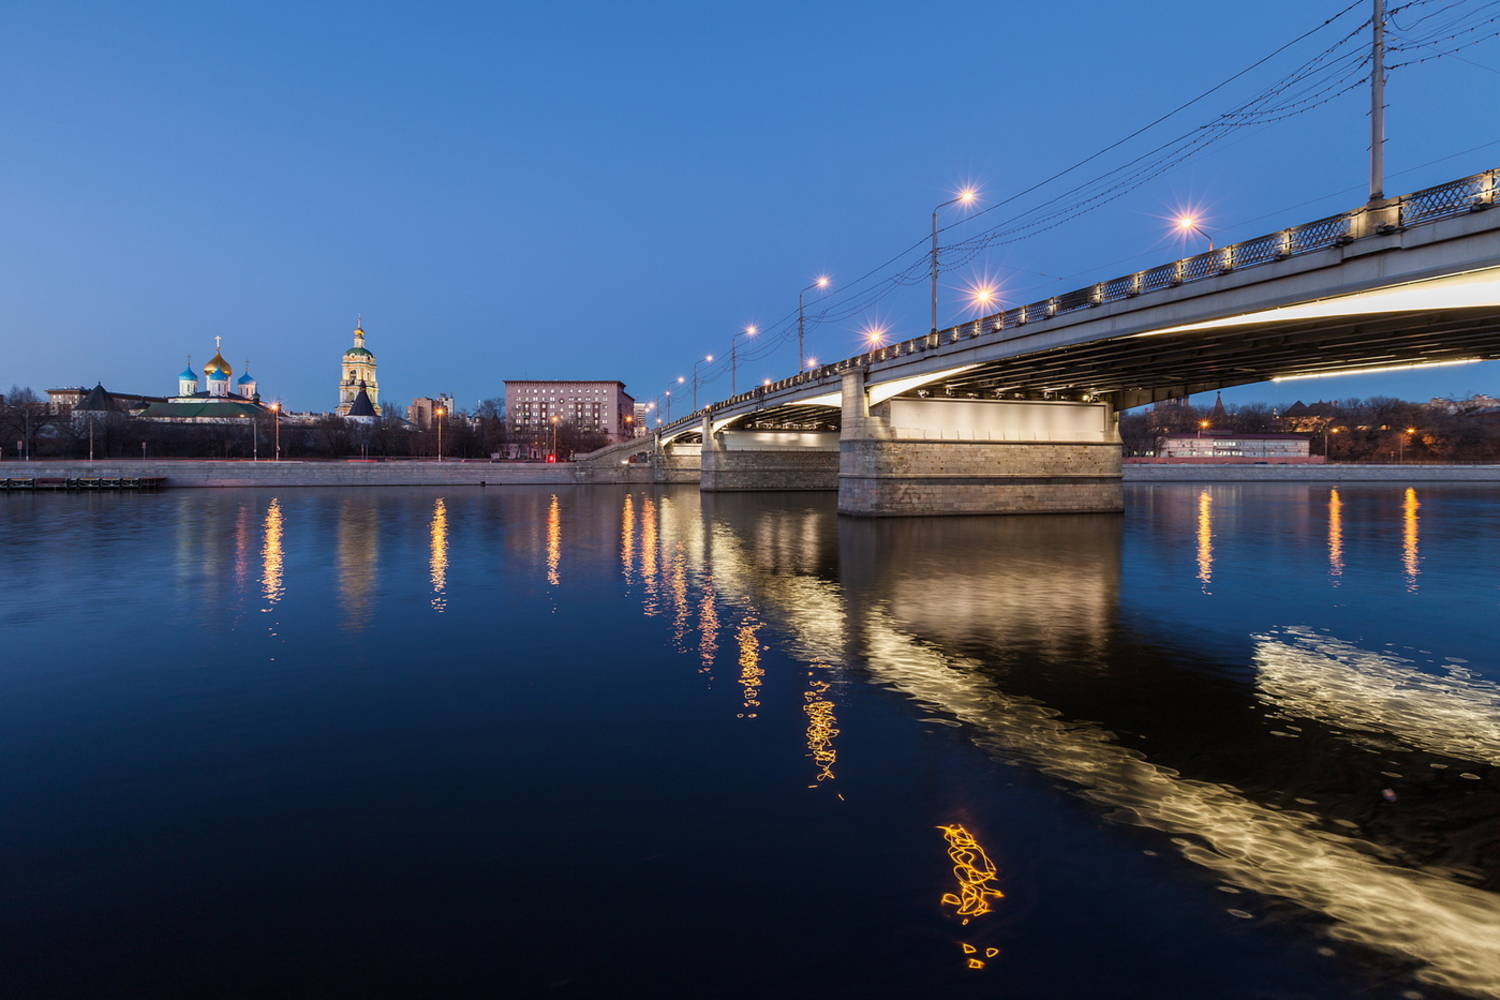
[862,324,888,353]
[692,354,714,410]
[436,405,446,461]
[1400,426,1416,463]
[1323,424,1340,458]
[550,414,560,460]
[731,325,756,395]
[1175,214,1214,251]
[270,401,282,460]
[1198,418,1211,437]
[798,275,831,372]
[932,187,978,331]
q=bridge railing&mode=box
[658,167,1500,437]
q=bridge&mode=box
[580,169,1500,515]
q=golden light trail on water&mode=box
[429,497,448,613]
[1403,487,1421,592]
[546,494,561,587]
[620,492,635,585]
[803,672,839,786]
[1196,490,1213,591]
[260,498,283,610]
[1327,489,1343,585]
[937,824,1005,970]
[736,615,764,719]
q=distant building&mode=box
[409,395,455,430]
[1428,394,1500,414]
[1155,432,1316,463]
[336,320,381,416]
[48,386,162,414]
[504,380,637,446]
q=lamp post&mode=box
[931,187,978,331]
[798,276,830,372]
[731,325,756,395]
[550,414,560,460]
[436,405,446,462]
[251,411,258,461]
[1198,419,1211,438]
[692,355,714,411]
[1323,424,1340,458]
[1175,215,1214,251]
[270,402,281,460]
[862,324,888,357]
[1400,426,1416,463]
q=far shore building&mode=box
[1149,431,1317,463]
[504,380,636,457]
[408,395,455,430]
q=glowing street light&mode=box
[731,324,756,395]
[969,282,999,311]
[693,354,715,410]
[862,324,888,350]
[270,401,282,460]
[932,186,979,331]
[798,275,831,372]
[436,405,446,461]
[1175,213,1214,251]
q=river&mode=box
[1,484,1496,998]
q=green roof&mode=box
[344,347,374,358]
[139,401,264,419]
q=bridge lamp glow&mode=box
[1172,212,1214,251]
[762,378,772,386]
[1272,358,1482,382]
[957,186,979,206]
[815,275,830,289]
[806,357,818,368]
[862,324,889,347]
[677,376,685,384]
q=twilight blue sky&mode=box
[3,0,1500,413]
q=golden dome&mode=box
[203,352,232,377]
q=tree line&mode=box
[0,389,614,461]
[1121,395,1500,462]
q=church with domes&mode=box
[336,320,381,417]
[137,338,267,421]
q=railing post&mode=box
[1091,282,1104,306]
[1278,229,1292,258]
[1129,272,1142,297]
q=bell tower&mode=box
[337,317,380,416]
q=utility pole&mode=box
[1370,0,1386,201]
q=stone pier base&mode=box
[837,438,1122,515]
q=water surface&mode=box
[1,484,1497,998]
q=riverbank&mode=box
[0,460,619,487]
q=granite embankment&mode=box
[1123,463,1500,482]
[0,460,648,488]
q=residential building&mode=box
[409,395,455,430]
[504,380,637,447]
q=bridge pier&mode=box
[652,441,701,484]
[700,413,839,492]
[837,369,1123,517]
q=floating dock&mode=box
[0,477,167,491]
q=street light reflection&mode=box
[429,497,448,613]
[1196,489,1213,591]
[1327,488,1343,584]
[1403,487,1420,592]
[546,494,561,587]
[261,497,283,611]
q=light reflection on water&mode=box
[1404,486,1422,591]
[1328,488,1343,584]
